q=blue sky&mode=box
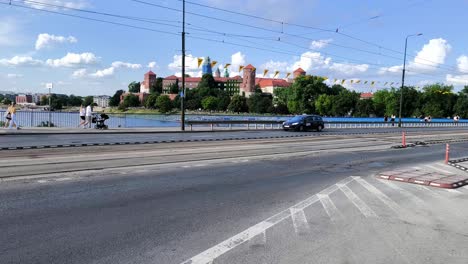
[1,0,468,96]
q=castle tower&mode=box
[202,56,213,75]
[215,68,221,78]
[241,64,256,96]
[223,68,230,78]
[293,68,306,79]
[141,70,156,93]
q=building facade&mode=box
[140,71,156,94]
[16,94,33,104]
[93,95,111,108]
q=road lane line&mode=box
[180,176,355,264]
[317,194,341,221]
[446,189,463,194]
[337,184,377,218]
[378,179,425,205]
[352,176,400,213]
[290,208,310,234]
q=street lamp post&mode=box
[46,83,53,128]
[180,0,186,131]
[398,33,422,127]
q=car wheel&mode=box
[317,125,323,132]
[298,125,305,132]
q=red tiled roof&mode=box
[145,70,156,76]
[256,78,290,88]
[244,64,255,69]
[360,92,374,99]
[294,68,306,73]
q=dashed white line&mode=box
[317,193,341,221]
[353,176,400,213]
[290,208,310,234]
[337,184,377,218]
[378,179,425,205]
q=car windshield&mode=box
[288,116,305,122]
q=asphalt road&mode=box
[1,131,468,264]
[1,126,468,149]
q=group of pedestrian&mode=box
[424,116,432,123]
[78,104,93,129]
[3,102,19,129]
[383,114,396,126]
[453,115,460,125]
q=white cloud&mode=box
[168,54,200,71]
[379,38,452,75]
[72,68,87,78]
[46,52,99,67]
[329,62,369,75]
[457,55,468,73]
[231,51,246,68]
[310,39,333,49]
[175,71,202,78]
[25,0,89,10]
[90,67,115,78]
[0,17,22,47]
[6,73,23,78]
[147,61,158,69]
[261,60,289,72]
[111,61,142,69]
[35,33,77,50]
[289,52,331,72]
[0,56,43,67]
[446,74,468,85]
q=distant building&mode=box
[93,95,111,108]
[202,57,213,75]
[215,68,221,78]
[293,68,306,79]
[32,94,44,104]
[240,64,256,97]
[120,93,149,104]
[257,79,291,94]
[360,92,374,100]
[16,94,33,105]
[140,71,156,94]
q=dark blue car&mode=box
[282,115,325,132]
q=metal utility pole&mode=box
[180,0,186,131]
[46,83,53,128]
[399,33,422,128]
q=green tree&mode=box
[287,75,328,114]
[421,84,455,117]
[150,77,164,94]
[122,94,140,107]
[332,90,360,116]
[247,93,273,113]
[83,96,94,106]
[169,83,179,94]
[110,90,124,107]
[216,91,231,111]
[68,95,83,106]
[145,93,159,109]
[354,99,375,117]
[228,95,248,113]
[3,98,12,105]
[197,74,216,89]
[315,94,334,116]
[156,95,172,113]
[201,96,219,111]
[128,81,141,93]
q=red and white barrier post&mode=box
[402,131,406,148]
[445,144,450,164]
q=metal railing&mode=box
[1,110,467,130]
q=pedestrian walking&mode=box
[8,102,19,129]
[390,114,395,127]
[78,105,86,128]
[85,104,93,129]
[384,115,388,122]
[3,105,11,128]
[454,115,460,126]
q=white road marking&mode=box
[337,184,377,218]
[353,176,400,213]
[317,193,341,221]
[446,189,463,194]
[424,164,454,175]
[37,180,48,183]
[55,177,71,182]
[290,208,310,234]
[378,179,425,205]
[180,176,355,264]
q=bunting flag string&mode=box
[371,81,375,86]
[356,80,361,84]
[273,71,280,78]
[341,79,346,85]
[211,61,218,68]
[224,63,231,69]
[263,69,269,77]
[197,58,203,68]
[238,65,244,72]
[286,73,291,78]
[350,80,354,84]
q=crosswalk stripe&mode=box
[423,164,454,174]
[290,208,310,234]
[352,176,400,213]
[378,179,425,205]
[337,184,377,218]
[317,194,341,221]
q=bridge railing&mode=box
[186,120,468,131]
